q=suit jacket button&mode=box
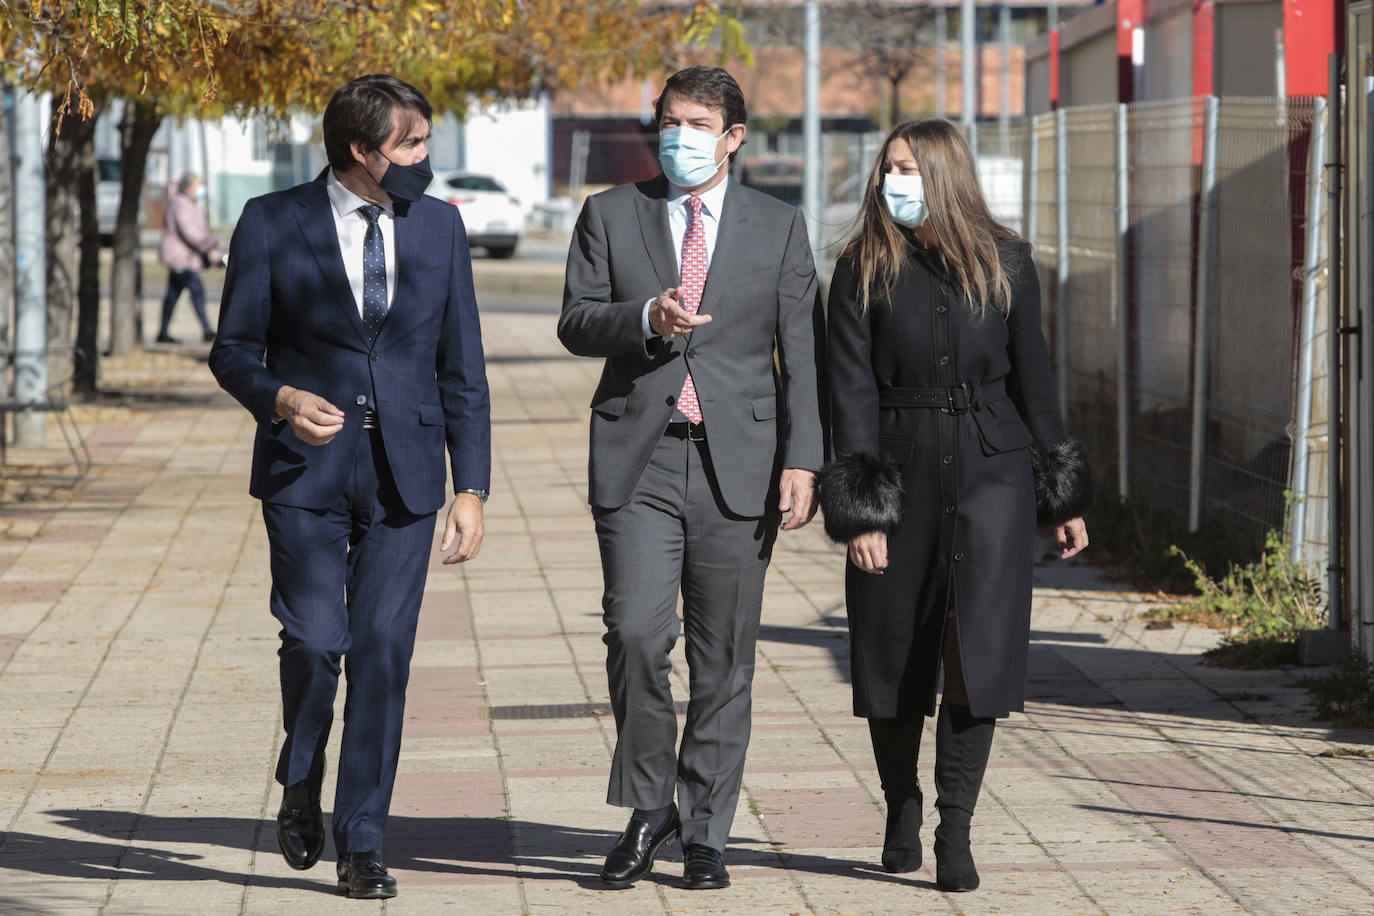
[953,551,966,562]
[370,352,379,361]
[666,395,676,405]
[687,349,696,358]
[355,395,367,405]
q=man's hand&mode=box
[848,531,888,575]
[648,287,712,339]
[778,468,817,531]
[1054,517,1089,559]
[440,492,485,564]
[275,386,344,446]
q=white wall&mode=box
[459,96,551,213]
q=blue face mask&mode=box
[658,125,733,188]
[882,172,927,228]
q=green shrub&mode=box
[1306,652,1374,728]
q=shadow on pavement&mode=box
[4,810,921,893]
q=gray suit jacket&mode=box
[559,175,825,516]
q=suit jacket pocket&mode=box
[972,399,1032,455]
[418,403,444,426]
[591,394,628,418]
[751,394,777,421]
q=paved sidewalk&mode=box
[2,304,1373,915]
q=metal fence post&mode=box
[1188,96,1220,533]
[1055,107,1070,421]
[1290,96,1327,568]
[1115,102,1131,501]
[12,88,47,446]
[1026,114,1041,246]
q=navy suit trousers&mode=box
[262,427,434,855]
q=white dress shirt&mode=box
[326,169,397,315]
[642,175,730,337]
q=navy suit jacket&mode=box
[209,173,491,516]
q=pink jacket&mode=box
[158,192,218,271]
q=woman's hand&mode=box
[848,531,889,575]
[1054,517,1089,559]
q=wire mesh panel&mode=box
[1203,98,1315,548]
[1061,105,1122,477]
[1028,114,1058,349]
[1125,98,1202,522]
[973,119,1029,235]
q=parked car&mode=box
[97,155,122,244]
[425,170,522,259]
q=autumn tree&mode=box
[2,1,741,373]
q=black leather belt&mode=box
[877,378,1007,415]
[361,408,380,430]
[664,421,706,442]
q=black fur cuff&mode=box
[1031,439,1093,527]
[816,450,904,543]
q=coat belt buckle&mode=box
[943,381,974,415]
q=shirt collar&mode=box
[326,168,393,219]
[667,173,729,220]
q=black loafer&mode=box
[337,851,397,899]
[276,758,326,871]
[599,805,680,888]
[682,843,730,890]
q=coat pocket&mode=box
[750,394,777,421]
[591,394,628,418]
[878,434,916,465]
[418,403,445,426]
[971,399,1032,455]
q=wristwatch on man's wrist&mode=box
[457,488,489,503]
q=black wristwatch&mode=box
[457,488,489,503]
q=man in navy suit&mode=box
[209,74,490,899]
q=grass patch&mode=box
[1307,652,1374,728]
[1315,746,1374,758]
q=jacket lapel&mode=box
[697,179,751,318]
[381,198,417,338]
[296,179,369,345]
[635,177,678,291]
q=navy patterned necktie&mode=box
[358,204,387,342]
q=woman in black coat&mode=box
[817,119,1091,891]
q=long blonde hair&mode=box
[842,119,1018,317]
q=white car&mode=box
[97,156,122,243]
[425,170,522,259]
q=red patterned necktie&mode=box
[676,196,706,424]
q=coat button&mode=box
[953,551,966,562]
[938,355,950,366]
[942,454,953,465]
[370,352,379,361]
[355,395,367,405]
[936,304,948,315]
[687,348,697,358]
[666,395,677,405]
[945,505,955,514]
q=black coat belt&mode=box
[877,378,1007,414]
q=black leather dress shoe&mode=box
[599,805,679,888]
[682,844,730,890]
[276,758,325,870]
[337,851,398,899]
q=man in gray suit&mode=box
[558,66,824,890]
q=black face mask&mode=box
[376,154,432,202]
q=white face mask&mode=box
[658,125,732,188]
[882,172,927,228]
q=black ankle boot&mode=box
[933,702,996,891]
[867,717,923,873]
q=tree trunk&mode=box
[75,110,103,394]
[110,99,161,356]
[45,108,96,387]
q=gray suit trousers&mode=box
[594,431,778,851]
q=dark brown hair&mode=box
[654,66,748,158]
[843,119,1018,317]
[322,74,433,172]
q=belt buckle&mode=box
[687,422,706,442]
[944,382,973,415]
[362,408,380,430]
